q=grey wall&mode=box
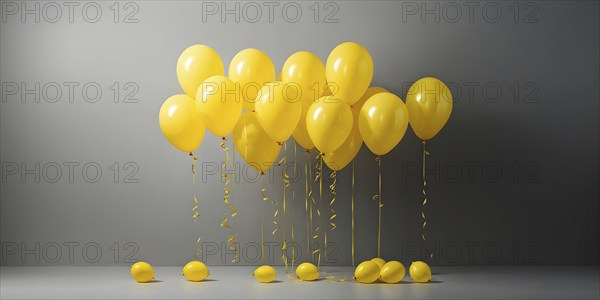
[0,0,598,266]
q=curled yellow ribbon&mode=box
[220,138,238,263]
[305,150,311,259]
[422,140,432,258]
[278,141,294,281]
[351,161,355,268]
[312,152,323,267]
[190,153,202,258]
[374,155,383,258]
[260,174,270,263]
[329,170,337,231]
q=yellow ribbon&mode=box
[373,155,383,258]
[351,160,355,268]
[220,138,237,263]
[290,142,297,278]
[305,150,310,259]
[260,174,268,263]
[311,152,321,267]
[278,141,295,281]
[422,140,432,258]
[190,153,201,258]
[311,153,327,268]
[329,170,337,231]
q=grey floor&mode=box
[1,266,598,299]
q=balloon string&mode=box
[351,160,355,268]
[260,174,267,264]
[190,153,201,258]
[373,155,382,258]
[305,150,310,259]
[320,154,327,261]
[422,140,432,258]
[220,138,237,263]
[291,142,297,274]
[312,152,322,268]
[278,141,295,281]
[329,170,337,231]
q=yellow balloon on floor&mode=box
[405,77,453,141]
[306,97,353,154]
[232,111,281,173]
[323,123,362,171]
[159,94,206,153]
[176,45,224,98]
[325,42,374,105]
[182,261,209,282]
[354,261,380,284]
[254,82,302,143]
[370,257,386,269]
[296,262,320,281]
[409,261,432,283]
[380,261,405,284]
[130,262,154,283]
[358,92,409,156]
[253,265,277,283]
[196,75,242,138]
[228,48,275,111]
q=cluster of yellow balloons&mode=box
[130,261,210,283]
[159,42,453,173]
[354,258,431,284]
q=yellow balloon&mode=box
[296,262,319,281]
[354,261,380,284]
[182,261,209,282]
[292,102,315,150]
[253,265,277,283]
[325,42,374,105]
[358,92,409,156]
[409,261,432,283]
[370,257,386,269]
[196,75,243,138]
[306,96,353,154]
[228,48,275,111]
[176,45,224,98]
[322,83,333,97]
[351,87,388,123]
[232,112,281,173]
[380,261,405,284]
[254,82,302,143]
[281,51,326,150]
[159,95,206,153]
[281,51,327,108]
[405,77,453,141]
[323,124,362,171]
[130,262,154,283]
